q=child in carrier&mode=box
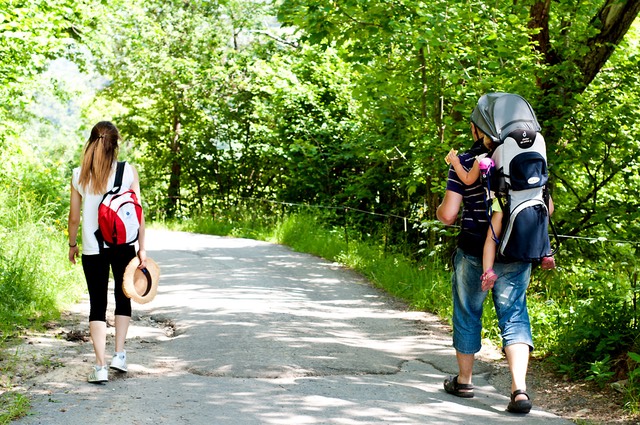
[446,146,556,289]
[445,148,493,191]
[478,193,556,287]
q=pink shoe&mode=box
[541,256,556,270]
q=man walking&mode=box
[437,109,534,414]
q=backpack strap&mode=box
[95,161,127,250]
[110,161,126,194]
[543,185,561,256]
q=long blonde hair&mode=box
[78,121,121,194]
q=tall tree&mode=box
[276,0,640,241]
[89,0,229,218]
[529,0,640,142]
[0,0,88,142]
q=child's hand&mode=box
[445,149,459,166]
[480,268,498,291]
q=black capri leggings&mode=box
[82,245,137,322]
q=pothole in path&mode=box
[131,313,181,339]
[186,360,407,380]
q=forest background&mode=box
[1,0,639,421]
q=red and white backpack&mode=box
[94,161,143,248]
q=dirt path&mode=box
[6,230,620,424]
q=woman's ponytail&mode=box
[78,121,121,194]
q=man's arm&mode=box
[436,190,463,225]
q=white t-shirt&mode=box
[72,162,136,255]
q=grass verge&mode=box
[0,190,85,422]
[0,392,30,425]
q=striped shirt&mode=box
[446,140,491,257]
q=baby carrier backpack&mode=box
[471,92,559,262]
[95,161,143,249]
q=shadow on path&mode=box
[17,229,571,424]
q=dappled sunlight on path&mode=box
[18,229,571,424]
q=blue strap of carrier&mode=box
[543,185,561,256]
[482,169,501,245]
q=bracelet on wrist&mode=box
[69,242,78,248]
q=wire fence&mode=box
[144,193,639,250]
[236,196,640,247]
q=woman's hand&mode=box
[69,245,79,264]
[137,249,147,269]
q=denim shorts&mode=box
[451,248,533,354]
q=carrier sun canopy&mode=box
[470,92,541,143]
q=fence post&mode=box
[633,270,638,329]
[343,208,349,252]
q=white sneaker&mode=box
[88,365,108,383]
[110,351,128,373]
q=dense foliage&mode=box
[1,0,640,413]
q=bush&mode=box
[0,184,84,340]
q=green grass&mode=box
[0,188,85,419]
[0,221,85,339]
[0,392,30,424]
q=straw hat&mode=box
[123,256,160,304]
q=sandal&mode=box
[443,375,474,398]
[507,389,532,413]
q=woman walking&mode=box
[67,121,147,383]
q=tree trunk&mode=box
[530,0,640,93]
[529,0,640,145]
[167,111,182,218]
[528,0,558,66]
[418,46,427,120]
[579,0,640,88]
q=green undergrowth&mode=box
[0,194,85,342]
[0,188,85,422]
[0,392,30,425]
